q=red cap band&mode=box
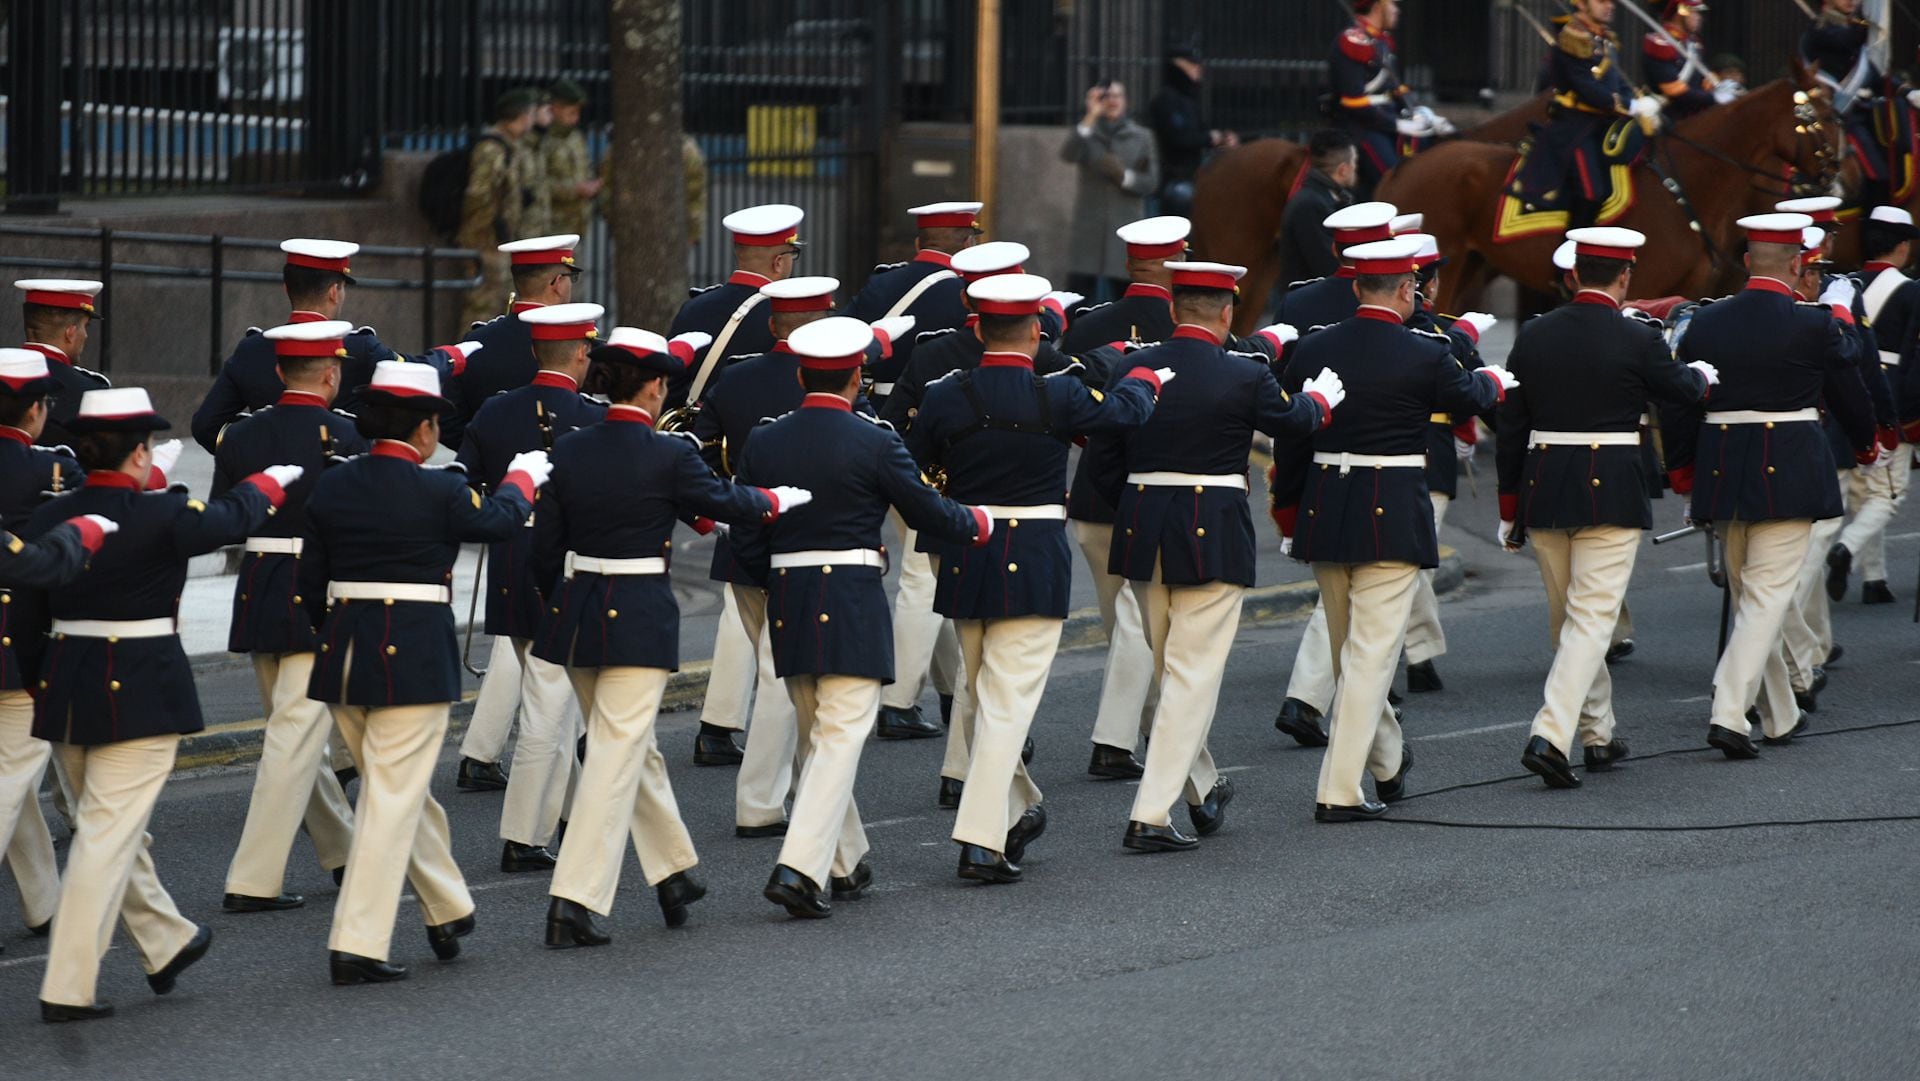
[915,211,980,229]
[529,321,598,341]
[1350,255,1417,275]
[510,248,576,266]
[768,294,835,313]
[974,298,1043,316]
[274,338,347,358]
[23,290,95,312]
[285,252,352,273]
[1333,224,1394,245]
[960,264,1025,283]
[1747,228,1804,246]
[1170,269,1241,292]
[732,230,800,247]
[1573,243,1638,261]
[1125,239,1189,259]
[798,353,865,371]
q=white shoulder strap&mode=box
[882,269,959,322]
[687,293,769,403]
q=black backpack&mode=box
[417,133,507,241]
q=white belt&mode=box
[1637,413,1652,427]
[1531,430,1642,447]
[243,537,303,555]
[771,549,886,569]
[976,503,1068,520]
[326,581,452,604]
[1311,452,1426,476]
[1705,409,1820,425]
[1126,471,1249,491]
[51,618,176,639]
[564,552,667,578]
[1880,349,1902,367]
[871,381,897,396]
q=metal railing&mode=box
[0,222,480,375]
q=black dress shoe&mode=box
[875,704,942,740]
[692,723,744,766]
[501,841,557,873]
[330,950,409,985]
[1582,737,1631,772]
[1707,724,1760,760]
[332,866,346,887]
[1406,659,1443,693]
[334,765,358,789]
[1763,714,1811,745]
[1520,736,1581,789]
[656,870,707,928]
[830,860,873,901]
[1388,688,1403,706]
[146,925,211,995]
[957,843,1022,883]
[735,820,789,838]
[41,999,113,1022]
[1004,805,1048,864]
[764,865,832,919]
[544,897,611,948]
[553,819,568,848]
[1795,685,1818,713]
[937,776,964,809]
[1314,801,1388,823]
[1187,778,1236,836]
[1122,820,1199,852]
[223,891,303,914]
[1376,744,1415,802]
[939,693,955,726]
[1273,697,1328,747]
[1863,579,1896,604]
[1088,744,1145,779]
[1604,638,1635,664]
[426,913,475,960]
[29,919,49,937]
[1825,543,1852,601]
[1825,643,1845,667]
[1022,736,1035,765]
[1810,666,1828,695]
[457,757,509,792]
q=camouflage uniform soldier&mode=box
[459,90,540,327]
[543,80,601,240]
[519,90,554,239]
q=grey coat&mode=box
[1060,118,1160,281]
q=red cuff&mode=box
[145,466,168,491]
[1476,368,1507,404]
[668,339,699,366]
[1123,366,1163,394]
[1877,426,1899,451]
[240,471,288,508]
[1668,465,1694,496]
[1499,492,1519,521]
[1306,391,1332,428]
[1040,297,1066,327]
[500,471,536,502]
[871,327,894,359]
[968,505,992,547]
[691,517,717,536]
[433,346,469,377]
[1452,420,1478,444]
[1105,340,1127,352]
[64,516,107,553]
[1255,328,1287,356]
[1454,320,1481,344]
[1831,303,1856,325]
[1270,503,1298,538]
[754,486,782,521]
[1857,445,1881,466]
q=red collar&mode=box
[1172,324,1222,345]
[729,270,773,289]
[23,343,70,366]
[1745,277,1798,298]
[277,390,329,408]
[801,393,853,412]
[288,310,329,324]
[1356,305,1404,325]
[963,313,980,329]
[371,440,424,463]
[1572,289,1622,309]
[771,341,795,354]
[84,471,142,491]
[1866,261,1902,275]
[980,351,1036,369]
[510,301,545,314]
[913,249,954,268]
[0,426,31,446]
[1334,266,1358,280]
[607,405,654,425]
[1124,282,1173,302]
[532,370,579,390]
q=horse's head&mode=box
[1781,56,1843,196]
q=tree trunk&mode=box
[606,0,686,329]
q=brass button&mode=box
[1589,442,1600,450]
[551,607,560,614]
[775,620,784,629]
[606,609,619,618]
[384,645,398,655]
[663,540,672,549]
[384,598,394,606]
[1308,509,1316,516]
[1008,562,1019,572]
[1712,470,1721,477]
[1719,424,1729,431]
[500,588,509,595]
[292,595,302,604]
[39,680,47,689]
[1764,421,1776,430]
[1009,519,1019,528]
[1591,478,1601,487]
[1,594,9,604]
[239,594,248,601]
[54,633,64,641]
[321,643,329,652]
[1766,466,1776,475]
[779,568,788,577]
[107,635,119,644]
[1375,507,1385,516]
[1125,528,1134,536]
[1136,484,1145,492]
[1193,485,1204,493]
[818,613,830,623]
[1,636,9,647]
[952,567,960,574]
[1195,528,1206,537]
[109,680,121,691]
[822,565,832,575]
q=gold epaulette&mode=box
[1559,22,1595,61]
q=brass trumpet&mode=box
[656,401,700,433]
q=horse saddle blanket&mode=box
[1497,115,1646,242]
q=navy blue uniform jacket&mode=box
[667,272,780,410]
[844,250,968,404]
[1,431,85,692]
[24,345,110,451]
[446,301,542,450]
[877,317,1075,432]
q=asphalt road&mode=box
[2,489,1918,1080]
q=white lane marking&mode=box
[865,816,919,829]
[0,950,55,970]
[1410,720,1531,742]
[1671,694,1712,703]
[1668,562,1708,573]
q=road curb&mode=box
[173,548,1464,772]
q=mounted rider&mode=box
[1327,1,1453,198]
[1642,1,1719,120]
[1799,0,1920,209]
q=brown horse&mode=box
[1377,65,1841,312]
[1191,95,1552,333]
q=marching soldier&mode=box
[299,361,547,984]
[458,303,609,873]
[1272,238,1513,820]
[1516,0,1663,228]
[1276,202,1425,331]
[727,316,991,918]
[15,279,109,450]
[533,327,801,946]
[666,203,806,410]
[1496,228,1716,788]
[542,81,602,241]
[1082,261,1343,849]
[17,387,295,1020]
[1642,1,1718,120]
[457,88,540,327]
[904,273,1167,882]
[191,239,478,452]
[217,321,366,910]
[1662,213,1876,758]
[844,201,980,412]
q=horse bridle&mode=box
[1657,88,1841,198]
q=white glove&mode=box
[507,449,553,489]
[869,316,916,344]
[1395,116,1433,138]
[1043,290,1085,313]
[1279,535,1292,557]
[454,340,485,358]
[1301,368,1347,410]
[1458,311,1498,337]
[1858,87,1877,104]
[710,520,730,538]
[1681,500,1694,526]
[669,331,713,353]
[1713,82,1741,105]
[1818,277,1857,310]
[1497,519,1518,550]
[1687,359,1721,386]
[1259,323,1301,346]
[768,485,812,513]
[1629,96,1663,119]
[80,514,119,536]
[261,464,305,488]
[1907,89,1920,111]
[1481,364,1520,391]
[972,509,995,541]
[150,439,182,476]
[1454,436,1475,462]
[1150,366,1177,387]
